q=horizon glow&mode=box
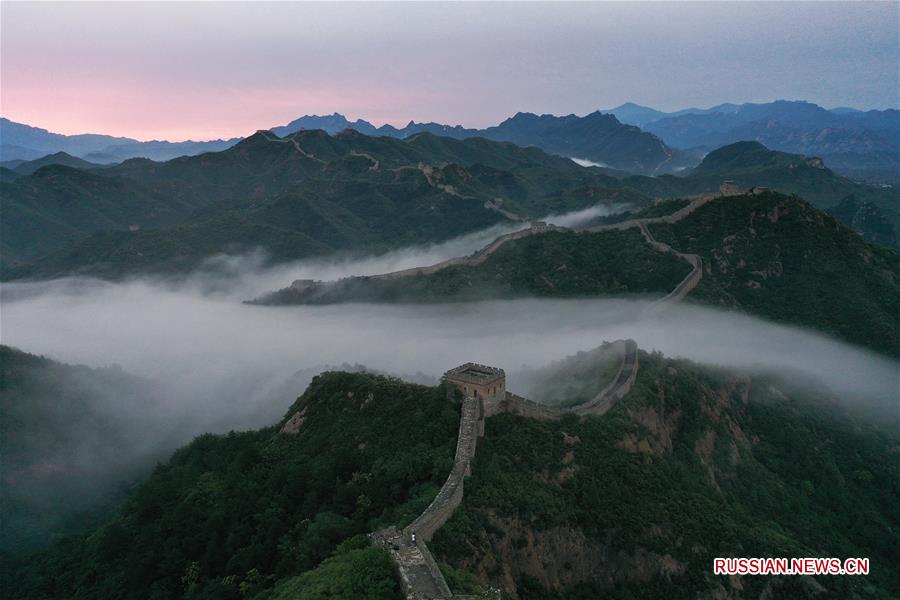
[1,1,898,142]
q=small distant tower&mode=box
[720,180,740,196]
[443,363,506,417]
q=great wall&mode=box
[281,188,730,598]
[286,190,723,309]
[364,339,639,600]
[354,192,716,597]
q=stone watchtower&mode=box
[443,363,506,417]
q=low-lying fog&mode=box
[2,203,897,444]
[7,204,895,554]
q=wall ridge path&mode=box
[371,396,480,600]
[370,340,640,598]
[291,195,714,306]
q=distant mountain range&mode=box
[272,111,693,175]
[3,112,684,175]
[1,129,656,279]
[2,128,897,281]
[0,118,238,164]
[4,99,897,180]
[602,100,899,183]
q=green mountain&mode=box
[623,141,900,246]
[256,227,691,305]
[261,192,900,358]
[5,353,897,599]
[431,351,900,598]
[640,100,900,183]
[1,130,649,280]
[826,195,898,248]
[477,111,695,175]
[3,136,897,280]
[648,192,900,357]
[0,165,190,266]
[3,370,459,599]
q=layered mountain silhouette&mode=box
[0,118,238,164]
[271,111,690,174]
[2,128,897,282]
[1,129,652,278]
[605,100,899,182]
[5,99,896,180]
[1,111,692,175]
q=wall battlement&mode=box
[372,340,639,599]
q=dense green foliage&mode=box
[261,536,398,600]
[2,372,459,599]
[258,228,690,304]
[689,142,898,215]
[649,192,900,356]
[432,352,900,598]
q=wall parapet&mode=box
[371,340,639,598]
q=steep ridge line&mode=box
[584,196,713,307]
[366,221,565,281]
[288,196,715,304]
[257,130,326,163]
[371,396,480,599]
[369,340,640,598]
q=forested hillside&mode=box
[0,130,649,280]
[257,228,691,305]
[3,134,897,281]
[259,192,900,358]
[2,372,459,599]
[5,353,896,599]
[648,192,900,356]
[432,352,900,598]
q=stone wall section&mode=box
[371,341,639,597]
[371,396,483,599]
[406,396,481,541]
[367,223,567,281]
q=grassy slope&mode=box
[431,352,900,599]
[649,192,900,357]
[2,372,458,600]
[260,228,691,305]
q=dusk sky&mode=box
[2,1,898,141]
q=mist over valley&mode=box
[1,2,898,598]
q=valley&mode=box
[2,3,898,596]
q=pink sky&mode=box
[2,2,897,142]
